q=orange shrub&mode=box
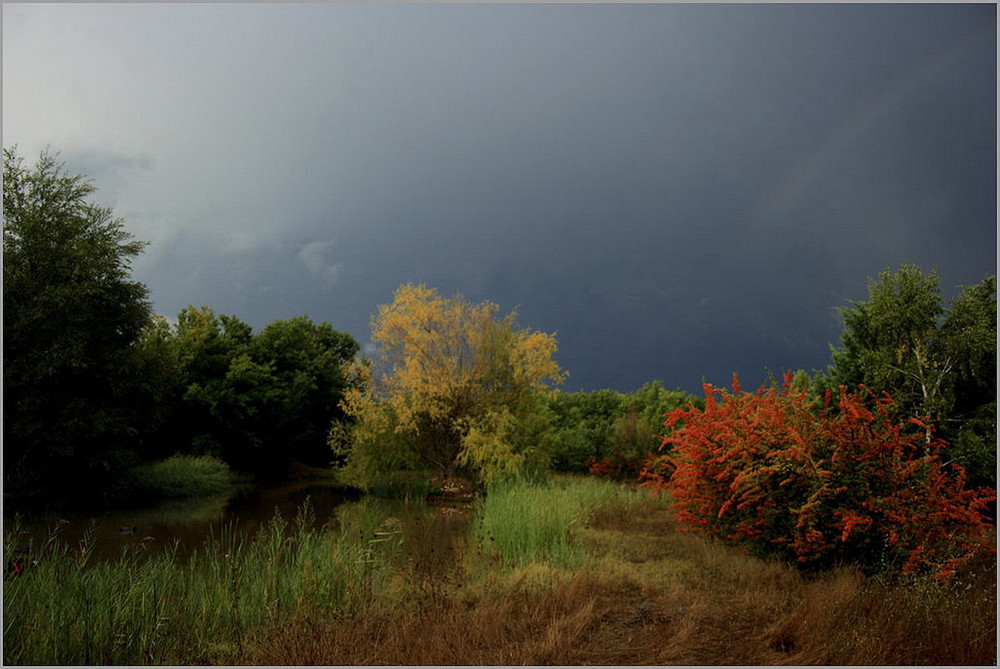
[641,373,995,578]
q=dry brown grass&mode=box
[768,555,997,666]
[246,496,996,666]
[250,572,607,665]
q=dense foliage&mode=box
[5,147,994,549]
[543,382,702,479]
[155,307,358,475]
[3,148,359,507]
[3,148,155,504]
[334,284,565,488]
[642,374,996,578]
[824,264,996,489]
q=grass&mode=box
[123,454,235,502]
[471,474,644,570]
[255,478,996,666]
[3,500,399,665]
[5,476,995,665]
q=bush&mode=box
[127,454,233,501]
[641,374,996,578]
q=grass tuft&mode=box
[471,475,644,570]
[125,454,234,502]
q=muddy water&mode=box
[4,480,473,569]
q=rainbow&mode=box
[749,23,995,229]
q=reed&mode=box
[2,500,398,665]
[472,475,647,570]
[365,469,436,500]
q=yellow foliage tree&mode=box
[335,284,566,487]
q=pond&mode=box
[4,479,474,570]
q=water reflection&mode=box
[335,496,474,577]
[5,481,475,579]
[4,480,364,561]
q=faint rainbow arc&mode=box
[750,24,995,229]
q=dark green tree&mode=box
[541,382,702,476]
[600,381,701,480]
[250,316,359,468]
[940,276,997,490]
[165,306,273,472]
[129,315,187,461]
[543,389,623,472]
[828,265,949,424]
[3,147,153,504]
[166,306,359,475]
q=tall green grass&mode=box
[127,454,235,501]
[473,475,646,570]
[2,501,401,665]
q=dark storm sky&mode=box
[3,3,996,394]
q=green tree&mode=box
[829,265,949,425]
[3,147,153,504]
[542,383,702,476]
[825,264,996,488]
[940,276,997,490]
[164,307,359,475]
[630,380,703,441]
[250,316,359,467]
[543,389,623,472]
[595,382,702,479]
[126,315,187,462]
[335,283,565,488]
[166,306,262,469]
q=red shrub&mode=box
[640,373,995,578]
[587,456,615,478]
[587,454,655,481]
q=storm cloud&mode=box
[4,3,995,393]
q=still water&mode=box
[4,480,472,566]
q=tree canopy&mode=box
[158,306,359,474]
[825,264,996,488]
[3,147,154,503]
[335,283,566,487]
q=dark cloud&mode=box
[5,3,994,394]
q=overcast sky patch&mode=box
[3,3,994,393]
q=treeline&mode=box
[542,382,703,478]
[3,148,697,509]
[333,271,996,500]
[3,148,359,508]
[4,147,996,517]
